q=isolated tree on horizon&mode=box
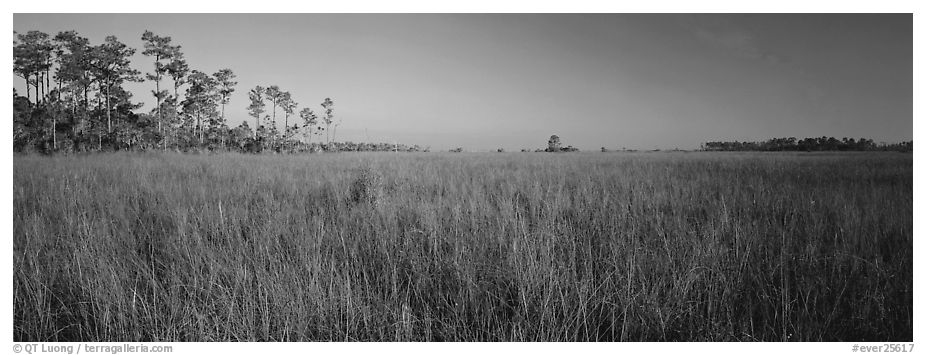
[547,135,561,152]
[247,86,265,139]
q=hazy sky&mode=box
[13,14,912,150]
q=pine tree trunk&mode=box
[24,74,31,103]
[38,72,44,107]
[41,71,47,106]
[72,96,79,148]
[156,72,161,133]
[33,73,40,107]
[199,112,204,145]
[193,112,198,145]
[45,67,50,105]
[106,84,112,134]
[71,96,78,137]
[221,102,227,146]
[272,102,277,148]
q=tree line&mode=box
[702,137,912,152]
[15,29,912,155]
[13,29,418,154]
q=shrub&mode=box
[348,165,384,207]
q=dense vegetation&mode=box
[14,29,411,154]
[702,137,912,152]
[14,152,912,341]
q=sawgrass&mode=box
[13,151,912,341]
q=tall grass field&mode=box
[13,152,912,341]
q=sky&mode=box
[12,13,912,151]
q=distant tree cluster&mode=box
[242,83,346,153]
[514,135,581,153]
[545,135,579,152]
[270,141,429,154]
[702,137,912,152]
[12,29,426,154]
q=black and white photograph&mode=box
[8,4,917,352]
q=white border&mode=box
[5,2,921,355]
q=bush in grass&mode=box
[349,165,384,207]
